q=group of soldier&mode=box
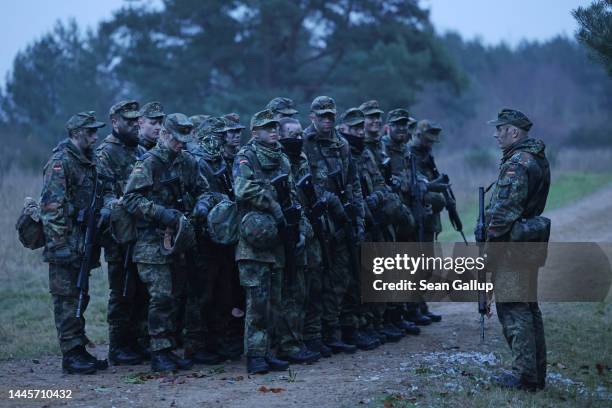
[36,92,550,392]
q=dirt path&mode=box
[1,186,611,408]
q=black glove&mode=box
[155,206,180,227]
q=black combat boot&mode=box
[167,350,194,370]
[284,347,321,364]
[304,338,332,358]
[62,346,97,375]
[187,349,222,365]
[420,302,442,322]
[109,346,143,366]
[365,327,387,345]
[151,349,179,372]
[405,306,432,326]
[322,335,358,354]
[342,328,379,351]
[247,357,269,375]
[82,348,109,370]
[131,342,151,361]
[265,353,289,371]
[493,372,539,392]
[392,319,421,335]
[378,324,404,343]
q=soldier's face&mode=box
[494,125,517,150]
[167,134,185,153]
[73,128,98,157]
[347,123,365,138]
[114,116,140,140]
[280,123,303,140]
[225,129,242,148]
[253,123,279,144]
[311,112,335,133]
[389,120,408,143]
[139,117,162,145]
[364,113,382,134]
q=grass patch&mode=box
[438,171,612,242]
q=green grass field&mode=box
[438,171,612,242]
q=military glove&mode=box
[295,232,306,254]
[321,191,346,221]
[191,201,211,225]
[270,202,286,227]
[155,206,180,228]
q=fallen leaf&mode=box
[258,386,285,393]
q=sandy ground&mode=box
[1,186,611,408]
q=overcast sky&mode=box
[0,0,592,84]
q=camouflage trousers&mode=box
[48,263,89,354]
[238,260,282,357]
[107,260,149,349]
[184,254,234,353]
[302,266,323,342]
[277,265,307,356]
[136,263,176,352]
[496,302,547,385]
[321,242,359,339]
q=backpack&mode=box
[15,197,45,250]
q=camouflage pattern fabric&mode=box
[40,139,101,354]
[302,124,364,337]
[486,136,550,386]
[239,260,282,357]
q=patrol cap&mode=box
[139,101,165,119]
[310,96,336,115]
[195,116,226,139]
[415,120,442,143]
[250,109,279,131]
[163,113,194,142]
[266,97,299,115]
[189,114,210,129]
[487,108,533,131]
[386,108,413,124]
[359,100,383,116]
[109,100,141,119]
[66,111,106,131]
[223,113,245,130]
[340,108,365,126]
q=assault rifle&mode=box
[271,174,301,283]
[296,174,331,271]
[76,171,102,318]
[475,186,488,342]
[328,169,360,275]
[409,154,427,242]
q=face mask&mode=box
[344,132,364,154]
[279,138,303,157]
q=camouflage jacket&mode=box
[485,138,550,240]
[233,140,303,265]
[302,124,365,233]
[287,151,320,268]
[123,144,209,264]
[408,142,445,234]
[40,139,103,266]
[364,138,389,169]
[188,139,235,258]
[95,133,145,261]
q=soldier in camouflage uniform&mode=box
[266,97,299,119]
[302,96,365,355]
[96,100,148,365]
[338,108,407,348]
[123,113,209,372]
[183,117,235,364]
[485,109,549,392]
[380,109,426,333]
[138,102,165,150]
[189,114,210,131]
[221,113,244,170]
[276,116,323,363]
[40,111,108,374]
[233,109,306,374]
[407,120,447,324]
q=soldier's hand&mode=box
[295,232,306,254]
[156,206,180,227]
[98,206,112,229]
[365,191,383,211]
[191,201,210,224]
[270,202,286,227]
